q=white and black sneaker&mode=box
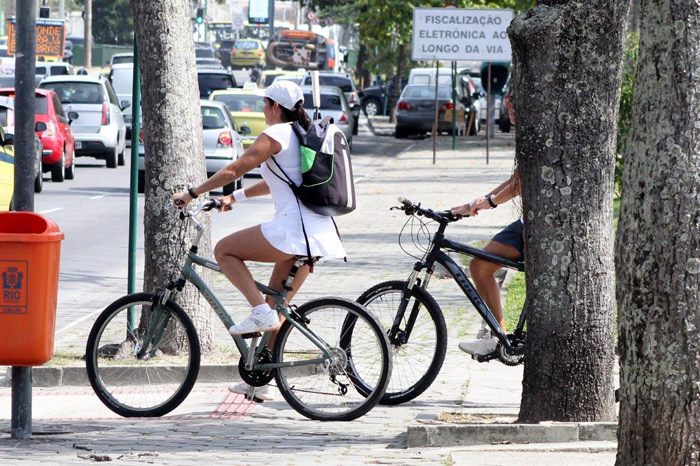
[228,309,280,336]
[458,337,498,356]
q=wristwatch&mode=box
[487,194,497,208]
[187,187,199,199]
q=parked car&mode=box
[301,72,360,135]
[197,68,237,98]
[300,85,354,149]
[216,39,237,68]
[230,39,266,69]
[0,88,77,182]
[471,76,502,125]
[108,53,134,69]
[39,74,127,168]
[209,88,265,164]
[0,97,44,194]
[107,63,135,141]
[0,122,14,210]
[138,100,244,193]
[359,77,407,117]
[394,84,474,138]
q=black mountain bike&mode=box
[353,198,527,405]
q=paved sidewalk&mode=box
[0,132,616,465]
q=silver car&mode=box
[39,74,127,168]
[138,100,244,194]
[300,85,354,149]
[107,63,136,142]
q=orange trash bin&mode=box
[0,212,63,366]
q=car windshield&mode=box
[110,68,133,94]
[195,48,214,58]
[235,40,259,50]
[50,66,69,75]
[302,93,342,111]
[212,94,264,112]
[403,85,451,100]
[314,76,353,93]
[40,82,104,104]
[201,107,226,129]
[198,74,234,92]
[112,55,133,65]
[36,66,47,75]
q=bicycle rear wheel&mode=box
[85,293,201,417]
[356,280,446,405]
[273,297,391,422]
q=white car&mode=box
[299,85,354,149]
[138,100,244,194]
[40,74,127,168]
[107,63,136,141]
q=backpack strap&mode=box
[330,217,347,263]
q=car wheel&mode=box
[499,117,511,133]
[64,151,75,180]
[51,150,65,182]
[137,170,145,193]
[106,147,118,169]
[34,170,43,193]
[117,147,125,166]
[395,127,408,139]
[363,98,381,117]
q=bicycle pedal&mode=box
[474,352,498,363]
[241,332,262,339]
[245,394,265,403]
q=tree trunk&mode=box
[508,0,630,422]
[130,0,213,351]
[616,2,700,464]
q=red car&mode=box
[0,88,76,182]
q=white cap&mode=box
[264,80,304,111]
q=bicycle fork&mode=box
[389,263,434,346]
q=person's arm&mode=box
[173,133,280,207]
[451,170,520,216]
[217,180,270,212]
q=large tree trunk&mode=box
[508,0,629,422]
[130,0,213,350]
[616,2,700,464]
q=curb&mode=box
[366,115,394,137]
[407,420,617,448]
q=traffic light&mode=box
[195,7,205,25]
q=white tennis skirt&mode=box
[261,213,346,259]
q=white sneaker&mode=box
[228,309,280,335]
[458,337,498,356]
[475,327,492,340]
[228,381,275,401]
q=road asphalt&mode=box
[0,118,617,465]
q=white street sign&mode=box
[412,8,514,62]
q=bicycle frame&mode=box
[143,212,336,373]
[396,219,526,353]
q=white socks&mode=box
[253,303,274,316]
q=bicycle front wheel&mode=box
[356,280,446,405]
[85,293,201,417]
[274,297,391,422]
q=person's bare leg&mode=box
[214,225,295,307]
[469,240,521,332]
[264,258,311,347]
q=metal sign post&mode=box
[432,63,439,164]
[486,62,491,164]
[12,0,37,440]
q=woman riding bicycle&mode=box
[172,81,346,398]
[451,88,521,357]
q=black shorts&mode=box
[492,219,524,261]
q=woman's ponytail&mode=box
[279,100,311,131]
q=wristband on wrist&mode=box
[187,187,199,199]
[232,189,247,202]
[487,194,498,208]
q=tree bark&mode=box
[616,2,700,464]
[508,0,629,422]
[130,0,213,350]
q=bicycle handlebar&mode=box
[396,197,464,223]
[177,198,222,220]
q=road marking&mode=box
[56,307,104,334]
[89,195,106,200]
[39,208,63,214]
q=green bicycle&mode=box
[85,199,392,422]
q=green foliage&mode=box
[93,0,134,45]
[615,32,639,195]
[503,271,526,332]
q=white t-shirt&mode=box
[258,122,346,259]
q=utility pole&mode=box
[269,0,275,39]
[84,0,92,68]
[59,0,65,20]
[12,0,37,439]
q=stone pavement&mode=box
[0,130,617,465]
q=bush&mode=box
[615,32,639,195]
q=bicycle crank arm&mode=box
[474,351,499,363]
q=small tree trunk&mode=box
[130,0,213,351]
[508,0,630,422]
[616,2,700,464]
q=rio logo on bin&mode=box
[1,260,28,314]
